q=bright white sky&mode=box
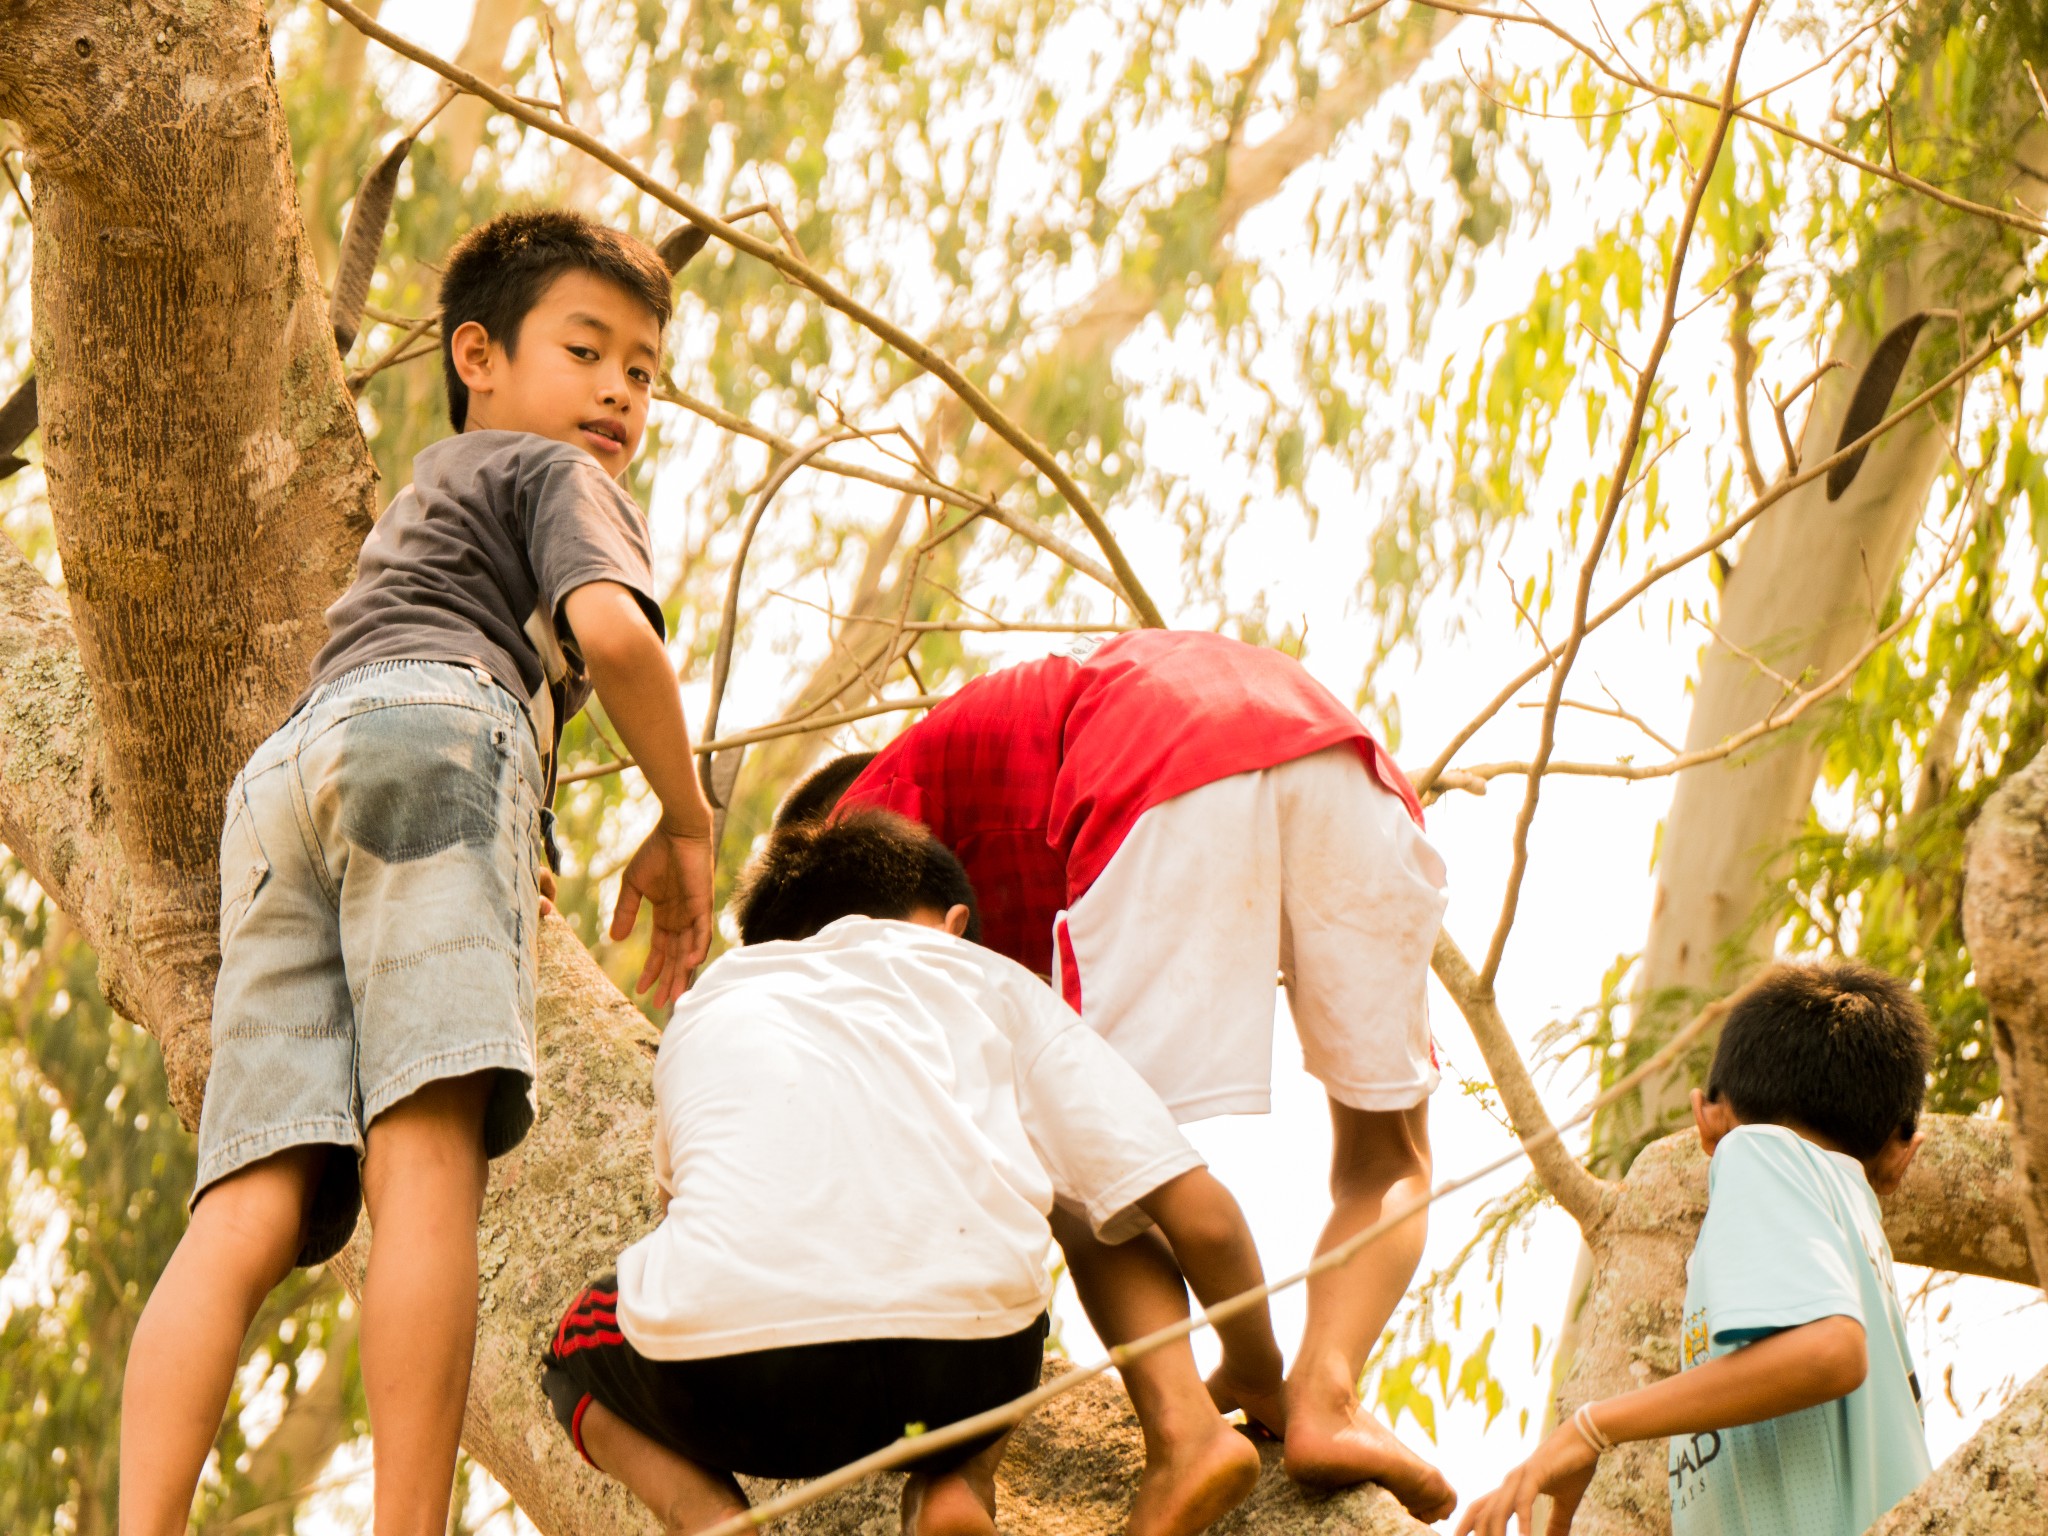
[20,1,2037,1531]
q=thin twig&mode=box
[316,0,1168,629]
[692,985,1729,1536]
[653,385,1133,601]
[1364,0,2048,240]
[1,151,31,220]
[558,693,947,784]
[1410,296,2048,794]
[1478,0,1764,991]
[1514,694,1678,755]
[1450,518,1971,789]
[1697,614,1802,697]
[702,433,858,745]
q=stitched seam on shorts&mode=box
[348,935,518,1004]
[198,1116,361,1175]
[217,1017,354,1042]
[361,1041,534,1123]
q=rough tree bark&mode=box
[1962,750,2048,1286]
[0,0,375,1115]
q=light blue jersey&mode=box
[1669,1124,1931,1536]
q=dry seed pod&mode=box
[0,372,35,457]
[1827,312,1929,501]
[331,134,416,357]
[702,744,745,854]
[657,222,711,276]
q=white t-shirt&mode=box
[615,916,1205,1360]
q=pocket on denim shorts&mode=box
[218,779,271,948]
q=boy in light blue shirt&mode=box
[1459,960,1935,1536]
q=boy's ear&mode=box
[942,903,972,937]
[1692,1088,1738,1157]
[1864,1128,1923,1199]
[449,319,498,398]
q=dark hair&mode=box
[735,809,980,946]
[438,209,673,430]
[1705,960,1933,1159]
[775,752,879,828]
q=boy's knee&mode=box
[188,1155,322,1287]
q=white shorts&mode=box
[1056,745,1447,1122]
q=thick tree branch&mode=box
[1961,749,2048,1290]
[1431,932,1614,1227]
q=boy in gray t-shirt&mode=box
[120,210,716,1536]
[1458,962,1935,1536]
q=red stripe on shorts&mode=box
[569,1392,597,1466]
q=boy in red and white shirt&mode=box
[780,630,1454,1527]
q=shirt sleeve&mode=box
[524,454,666,640]
[1004,973,1204,1242]
[1692,1131,1865,1346]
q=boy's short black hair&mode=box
[775,752,878,828]
[734,809,980,946]
[438,209,673,430]
[1705,960,1933,1159]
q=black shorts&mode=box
[541,1277,1049,1480]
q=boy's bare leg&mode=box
[1281,1101,1454,1521]
[900,1431,1012,1536]
[119,1146,326,1536]
[359,1071,494,1536]
[1050,1206,1260,1536]
[577,1398,749,1534]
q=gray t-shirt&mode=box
[305,431,665,765]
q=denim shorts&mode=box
[193,660,546,1266]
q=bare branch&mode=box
[1448,516,1970,789]
[1478,0,1764,990]
[1430,931,1614,1226]
[1374,0,2048,239]
[559,694,947,785]
[1411,296,2048,795]
[316,0,1168,628]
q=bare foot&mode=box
[1284,1406,1457,1524]
[902,1471,997,1536]
[1205,1365,1288,1441]
[1129,1416,1262,1536]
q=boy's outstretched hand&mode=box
[611,822,715,1006]
[1454,1422,1595,1536]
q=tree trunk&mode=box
[0,0,375,1117]
[1555,1115,2036,1536]
[1961,750,2048,1288]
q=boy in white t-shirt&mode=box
[542,810,1286,1536]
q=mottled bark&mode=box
[760,1364,1433,1536]
[1869,1363,2048,1535]
[0,0,375,1117]
[1558,1117,2036,1536]
[1961,751,2048,1290]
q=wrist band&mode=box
[1571,1401,1615,1455]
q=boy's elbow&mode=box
[1809,1316,1868,1399]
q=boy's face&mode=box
[450,269,661,478]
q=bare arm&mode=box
[561,581,715,1004]
[1455,1315,1869,1536]
[1136,1168,1285,1404]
